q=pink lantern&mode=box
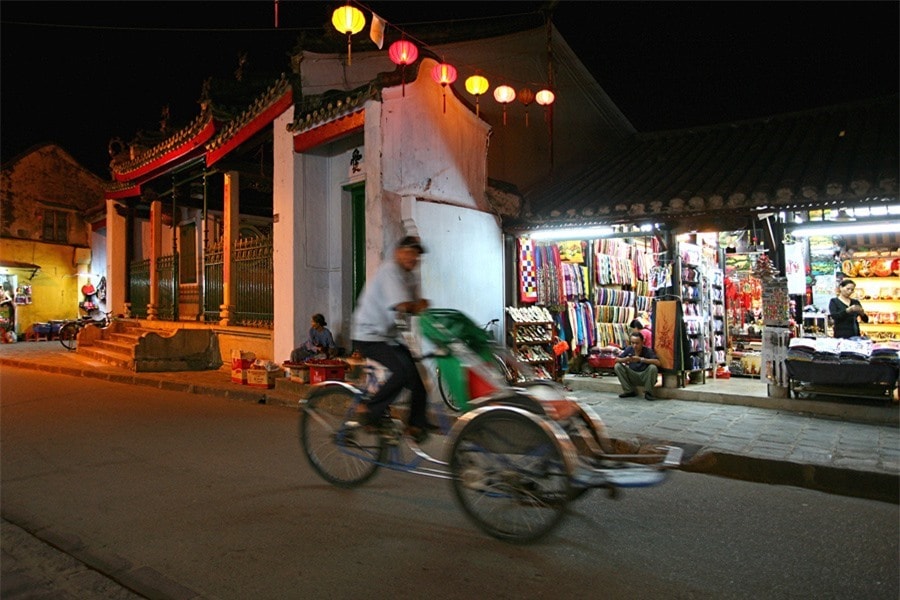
[431,62,458,113]
[493,84,515,125]
[389,39,419,97]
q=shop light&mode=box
[790,221,900,237]
[530,226,614,241]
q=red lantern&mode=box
[518,87,534,127]
[389,39,419,97]
[431,62,457,113]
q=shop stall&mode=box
[786,337,899,403]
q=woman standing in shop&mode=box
[829,279,869,338]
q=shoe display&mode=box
[618,391,637,398]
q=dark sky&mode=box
[2,1,897,176]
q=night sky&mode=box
[1,1,897,177]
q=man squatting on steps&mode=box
[614,331,661,401]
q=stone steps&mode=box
[75,320,221,372]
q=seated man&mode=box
[613,332,661,401]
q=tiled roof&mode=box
[509,95,899,233]
[109,111,214,180]
[108,74,292,186]
[206,74,292,153]
[287,84,380,134]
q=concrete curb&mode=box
[2,504,203,600]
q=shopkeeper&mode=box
[829,279,869,339]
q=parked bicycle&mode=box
[433,317,523,412]
[299,308,681,544]
[58,310,112,351]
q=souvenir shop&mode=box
[509,206,899,401]
[512,228,741,385]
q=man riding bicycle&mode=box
[350,235,437,442]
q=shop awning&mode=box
[0,260,41,278]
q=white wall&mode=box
[273,59,504,360]
[415,201,505,330]
[272,105,299,363]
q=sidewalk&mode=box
[1,340,897,504]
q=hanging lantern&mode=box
[535,88,555,106]
[331,4,365,65]
[536,88,555,126]
[465,74,489,117]
[388,39,419,97]
[493,84,516,126]
[431,62,458,114]
[518,87,534,127]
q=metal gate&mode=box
[233,233,273,328]
[157,254,178,321]
[129,259,150,318]
[203,240,223,323]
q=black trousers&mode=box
[352,340,428,428]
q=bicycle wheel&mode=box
[449,407,572,543]
[436,366,463,412]
[300,385,386,487]
[491,352,517,385]
[58,322,79,351]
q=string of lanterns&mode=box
[331,1,556,121]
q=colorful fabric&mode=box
[518,237,538,303]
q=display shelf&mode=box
[708,265,726,375]
[802,311,830,337]
[677,243,708,382]
[854,276,899,340]
[506,306,556,379]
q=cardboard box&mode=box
[231,350,255,385]
[247,369,277,389]
[309,365,346,384]
[231,369,248,385]
[285,364,310,383]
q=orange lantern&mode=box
[518,87,534,127]
[331,4,365,65]
[493,84,515,125]
[389,39,419,96]
[465,74,489,117]
[431,62,458,113]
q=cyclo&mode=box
[299,308,682,543]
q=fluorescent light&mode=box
[790,221,900,237]
[530,226,614,241]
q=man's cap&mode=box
[398,235,426,253]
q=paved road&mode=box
[2,367,898,600]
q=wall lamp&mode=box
[529,226,614,241]
[790,221,900,238]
